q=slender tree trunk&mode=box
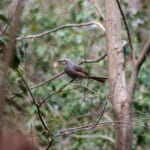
[105,0,132,150]
[0,0,26,117]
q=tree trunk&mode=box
[105,0,132,150]
[0,0,26,117]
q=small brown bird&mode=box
[58,58,107,83]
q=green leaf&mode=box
[13,92,24,98]
[12,51,21,69]
[0,14,9,24]
[0,36,5,47]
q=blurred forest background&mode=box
[0,0,150,149]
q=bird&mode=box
[58,58,107,83]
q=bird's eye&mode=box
[64,60,67,64]
[62,60,67,65]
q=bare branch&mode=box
[17,21,105,40]
[17,70,50,133]
[136,38,150,70]
[89,0,105,20]
[38,79,75,107]
[56,121,132,137]
[71,84,97,94]
[30,71,65,89]
[79,53,107,64]
[71,134,115,143]
[47,117,146,149]
[46,138,54,150]
[92,101,108,129]
[128,38,150,97]
[115,0,135,62]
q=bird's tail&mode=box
[89,76,107,83]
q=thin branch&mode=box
[47,118,146,149]
[17,21,105,40]
[38,79,75,107]
[69,113,91,122]
[1,10,15,36]
[17,70,50,133]
[136,37,150,70]
[56,121,132,137]
[72,84,97,94]
[128,38,150,97]
[92,100,108,129]
[30,71,65,89]
[79,53,107,64]
[46,138,55,150]
[71,134,115,143]
[115,0,135,62]
[89,0,105,20]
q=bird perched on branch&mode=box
[58,58,107,83]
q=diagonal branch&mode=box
[17,21,105,40]
[92,100,108,129]
[71,134,115,143]
[136,38,150,70]
[128,38,150,97]
[30,71,65,89]
[46,137,55,150]
[56,121,132,137]
[115,0,135,62]
[38,79,75,107]
[17,70,50,133]
[89,0,105,20]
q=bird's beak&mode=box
[58,59,63,62]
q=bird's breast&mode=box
[64,65,78,79]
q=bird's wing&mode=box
[73,65,89,76]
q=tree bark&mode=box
[105,0,132,150]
